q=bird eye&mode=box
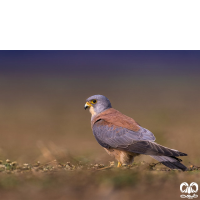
[92,99,97,104]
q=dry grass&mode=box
[0,74,200,200]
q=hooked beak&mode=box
[84,102,92,110]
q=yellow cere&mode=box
[85,102,92,107]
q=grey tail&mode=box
[150,155,187,171]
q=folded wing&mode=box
[93,119,187,157]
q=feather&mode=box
[150,155,187,171]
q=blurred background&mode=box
[0,51,200,200]
[0,50,200,165]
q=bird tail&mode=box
[150,155,187,171]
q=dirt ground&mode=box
[0,74,200,200]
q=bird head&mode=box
[85,95,112,117]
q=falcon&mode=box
[84,94,187,171]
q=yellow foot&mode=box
[117,162,122,167]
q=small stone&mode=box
[6,159,11,163]
[11,161,18,166]
[65,165,71,170]
[66,162,72,167]
[109,161,115,167]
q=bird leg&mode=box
[117,162,122,167]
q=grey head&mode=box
[85,94,112,118]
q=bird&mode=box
[84,94,187,171]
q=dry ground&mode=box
[0,74,200,200]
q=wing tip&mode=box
[179,152,187,156]
[161,161,188,171]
